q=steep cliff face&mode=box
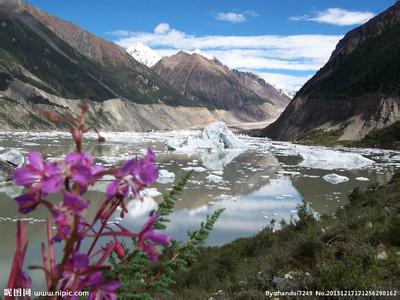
[153,52,290,122]
[262,2,400,142]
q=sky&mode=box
[29,0,395,91]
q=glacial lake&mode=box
[0,130,400,289]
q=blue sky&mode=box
[29,0,395,91]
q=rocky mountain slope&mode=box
[0,0,253,130]
[0,0,197,106]
[152,51,290,122]
[262,2,400,142]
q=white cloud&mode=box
[291,8,375,26]
[112,24,342,91]
[215,12,246,24]
[256,72,313,92]
[154,23,171,34]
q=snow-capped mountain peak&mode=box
[126,42,161,67]
[190,49,216,60]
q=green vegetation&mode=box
[347,122,400,150]
[165,173,400,299]
[298,128,346,146]
[301,22,400,100]
[106,172,224,299]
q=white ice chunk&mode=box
[142,188,162,198]
[182,166,207,172]
[126,196,158,218]
[211,170,224,175]
[206,174,224,183]
[0,149,24,166]
[165,122,247,152]
[0,184,23,198]
[323,173,350,184]
[298,148,374,170]
[355,177,370,181]
[157,169,175,184]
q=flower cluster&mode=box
[7,104,171,299]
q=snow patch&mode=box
[126,42,160,67]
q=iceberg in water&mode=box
[165,122,247,152]
[126,196,158,218]
[323,173,350,184]
[0,149,25,167]
[157,169,175,184]
[165,122,248,171]
[298,148,374,170]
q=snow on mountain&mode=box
[190,49,216,60]
[279,88,297,99]
[126,42,161,67]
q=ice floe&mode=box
[323,173,350,184]
[355,177,370,182]
[181,166,207,172]
[298,148,374,170]
[0,149,24,166]
[157,169,175,184]
[0,183,23,198]
[126,196,158,218]
[206,174,224,183]
[142,188,162,198]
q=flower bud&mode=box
[114,242,125,259]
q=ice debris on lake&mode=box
[323,173,350,184]
[157,169,175,184]
[0,149,24,167]
[126,196,158,218]
[355,177,370,182]
[206,174,224,183]
[165,122,247,152]
[261,141,374,170]
[181,166,207,172]
[299,149,374,170]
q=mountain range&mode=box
[262,1,400,146]
[0,0,288,130]
[152,51,290,121]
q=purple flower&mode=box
[53,211,73,242]
[13,151,63,194]
[15,193,41,214]
[58,252,89,290]
[88,272,120,300]
[137,215,171,262]
[65,152,105,189]
[65,152,94,186]
[106,147,159,199]
[63,192,88,215]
